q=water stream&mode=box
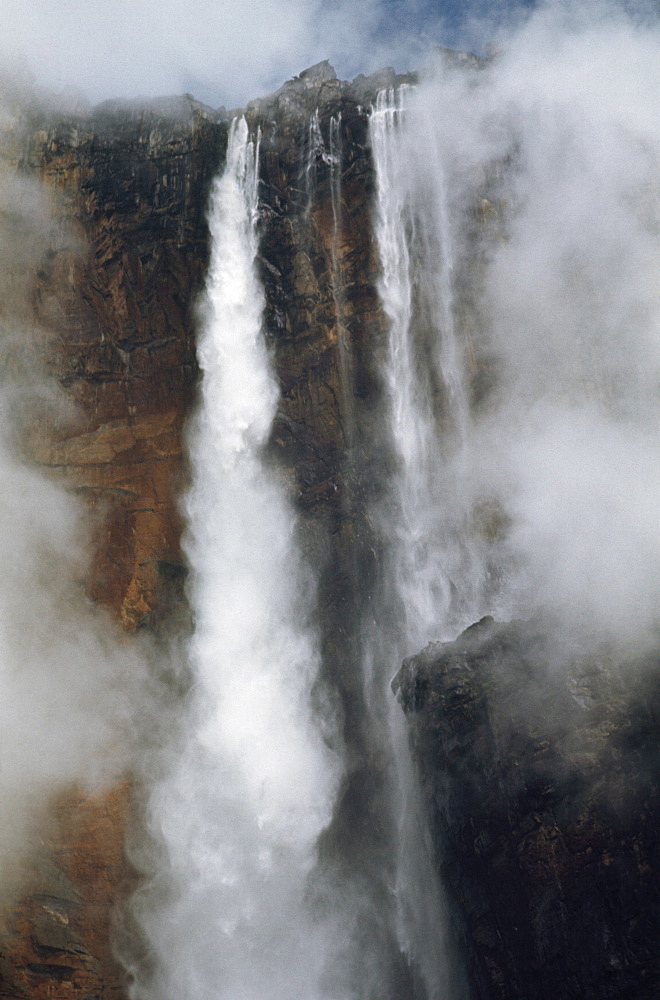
[128,117,340,1000]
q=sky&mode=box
[0,0,543,108]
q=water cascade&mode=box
[125,30,660,1000]
[360,85,490,1000]
[127,117,340,1000]
[364,56,660,994]
[370,86,488,649]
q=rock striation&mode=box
[0,89,226,1000]
[393,617,660,1000]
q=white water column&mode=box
[130,117,340,1000]
[370,86,485,651]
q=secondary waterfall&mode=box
[127,117,340,1000]
[370,86,489,649]
[364,55,660,1000]
[363,85,487,1000]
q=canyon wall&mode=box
[0,61,403,1000]
[0,88,224,999]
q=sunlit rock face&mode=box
[27,95,225,633]
[394,618,660,1000]
[0,64,401,1000]
[0,92,226,1000]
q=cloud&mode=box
[428,0,660,648]
[373,0,659,653]
[0,0,426,107]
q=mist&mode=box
[0,0,419,109]
[0,0,555,110]
[0,123,154,901]
[400,2,660,653]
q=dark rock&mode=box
[394,619,660,1000]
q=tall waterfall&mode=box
[363,86,487,1000]
[127,117,340,1000]
[364,51,660,996]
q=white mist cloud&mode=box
[0,0,429,107]
[0,422,152,882]
[416,1,660,649]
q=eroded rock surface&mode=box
[0,92,225,999]
[394,617,660,1000]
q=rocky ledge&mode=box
[393,617,660,1000]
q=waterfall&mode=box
[363,85,490,1000]
[304,109,325,212]
[370,86,487,650]
[127,117,340,1000]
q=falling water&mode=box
[328,113,342,241]
[364,85,490,1000]
[127,117,340,1000]
[304,109,325,212]
[370,87,487,652]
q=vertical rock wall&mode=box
[0,66,398,999]
[394,619,660,1000]
[0,94,225,999]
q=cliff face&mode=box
[0,63,400,999]
[0,91,226,1000]
[394,618,660,1000]
[28,95,225,632]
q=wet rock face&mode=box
[0,784,133,1000]
[394,618,660,1000]
[251,67,394,711]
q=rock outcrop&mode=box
[394,617,660,1000]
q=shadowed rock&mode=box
[394,618,660,1000]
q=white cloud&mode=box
[0,0,421,107]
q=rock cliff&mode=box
[0,88,225,999]
[394,618,660,1000]
[0,61,410,1000]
